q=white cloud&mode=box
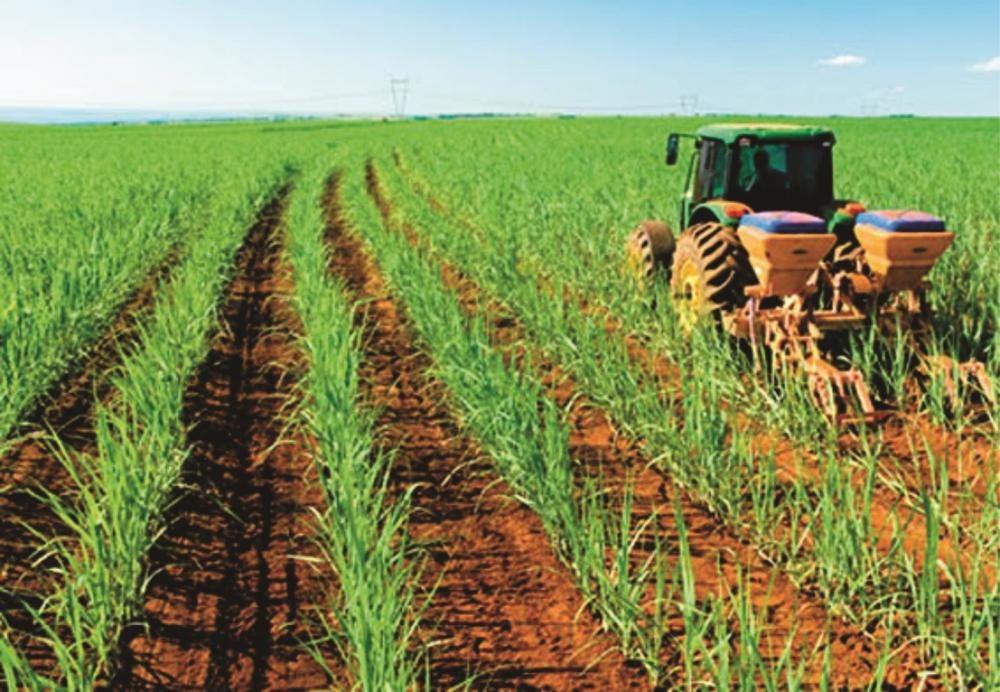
[818,54,866,67]
[968,56,1000,72]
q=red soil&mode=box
[877,415,998,502]
[110,190,337,689]
[367,159,934,689]
[326,172,648,689]
[0,242,182,676]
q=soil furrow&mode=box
[325,171,647,689]
[367,160,930,688]
[110,190,334,690]
[0,241,183,673]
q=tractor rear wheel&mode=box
[626,220,675,287]
[670,222,753,331]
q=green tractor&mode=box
[627,122,992,421]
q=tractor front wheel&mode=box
[670,222,753,331]
[626,220,675,288]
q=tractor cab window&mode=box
[732,141,832,212]
[695,139,727,200]
[735,144,789,208]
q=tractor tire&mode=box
[626,220,675,287]
[670,222,754,330]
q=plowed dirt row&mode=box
[324,172,647,689]
[110,191,335,689]
[366,160,930,688]
[0,242,182,674]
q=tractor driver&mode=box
[743,149,787,208]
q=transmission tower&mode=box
[390,78,410,117]
[680,94,699,116]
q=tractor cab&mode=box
[667,123,836,227]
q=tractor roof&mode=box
[696,123,835,145]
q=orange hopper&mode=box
[736,212,835,297]
[853,210,954,292]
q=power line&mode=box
[415,91,690,113]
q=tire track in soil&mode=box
[0,242,182,675]
[109,190,336,690]
[366,160,930,689]
[324,171,648,689]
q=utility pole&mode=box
[390,77,410,117]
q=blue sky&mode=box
[1,0,998,116]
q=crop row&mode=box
[284,160,419,688]
[0,129,292,453]
[0,166,286,686]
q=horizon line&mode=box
[1,106,997,126]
